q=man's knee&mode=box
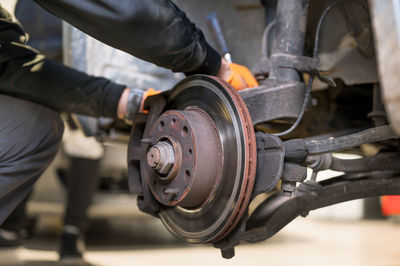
[0,94,64,166]
[18,100,64,165]
[28,102,65,154]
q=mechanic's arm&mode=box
[34,0,221,75]
[34,0,258,89]
[0,12,125,118]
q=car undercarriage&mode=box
[125,0,400,258]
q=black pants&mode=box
[0,94,64,225]
[0,93,101,231]
[2,157,100,232]
[63,157,100,230]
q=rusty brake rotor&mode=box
[140,75,257,244]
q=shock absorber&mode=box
[269,0,308,81]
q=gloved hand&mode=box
[217,58,259,90]
[117,88,161,125]
[140,88,161,112]
[226,63,259,90]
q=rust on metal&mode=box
[143,107,223,208]
[147,75,257,244]
[209,76,257,242]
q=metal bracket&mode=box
[239,79,305,125]
[253,54,320,76]
[253,54,336,87]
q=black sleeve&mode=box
[0,10,125,118]
[34,0,221,75]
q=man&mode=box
[0,2,105,262]
[0,0,258,254]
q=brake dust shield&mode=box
[139,75,256,244]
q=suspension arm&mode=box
[243,175,400,243]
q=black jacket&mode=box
[0,1,220,118]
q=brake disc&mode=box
[140,75,256,244]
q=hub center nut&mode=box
[147,141,175,175]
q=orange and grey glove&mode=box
[224,63,259,91]
[124,88,161,124]
[140,88,161,113]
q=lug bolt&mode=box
[164,188,179,196]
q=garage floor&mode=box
[0,216,399,266]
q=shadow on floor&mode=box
[23,216,187,252]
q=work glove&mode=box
[217,59,259,90]
[140,88,161,112]
[225,63,259,90]
[123,88,161,125]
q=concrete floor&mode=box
[0,216,399,266]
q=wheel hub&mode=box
[143,107,223,208]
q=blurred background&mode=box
[0,0,399,265]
